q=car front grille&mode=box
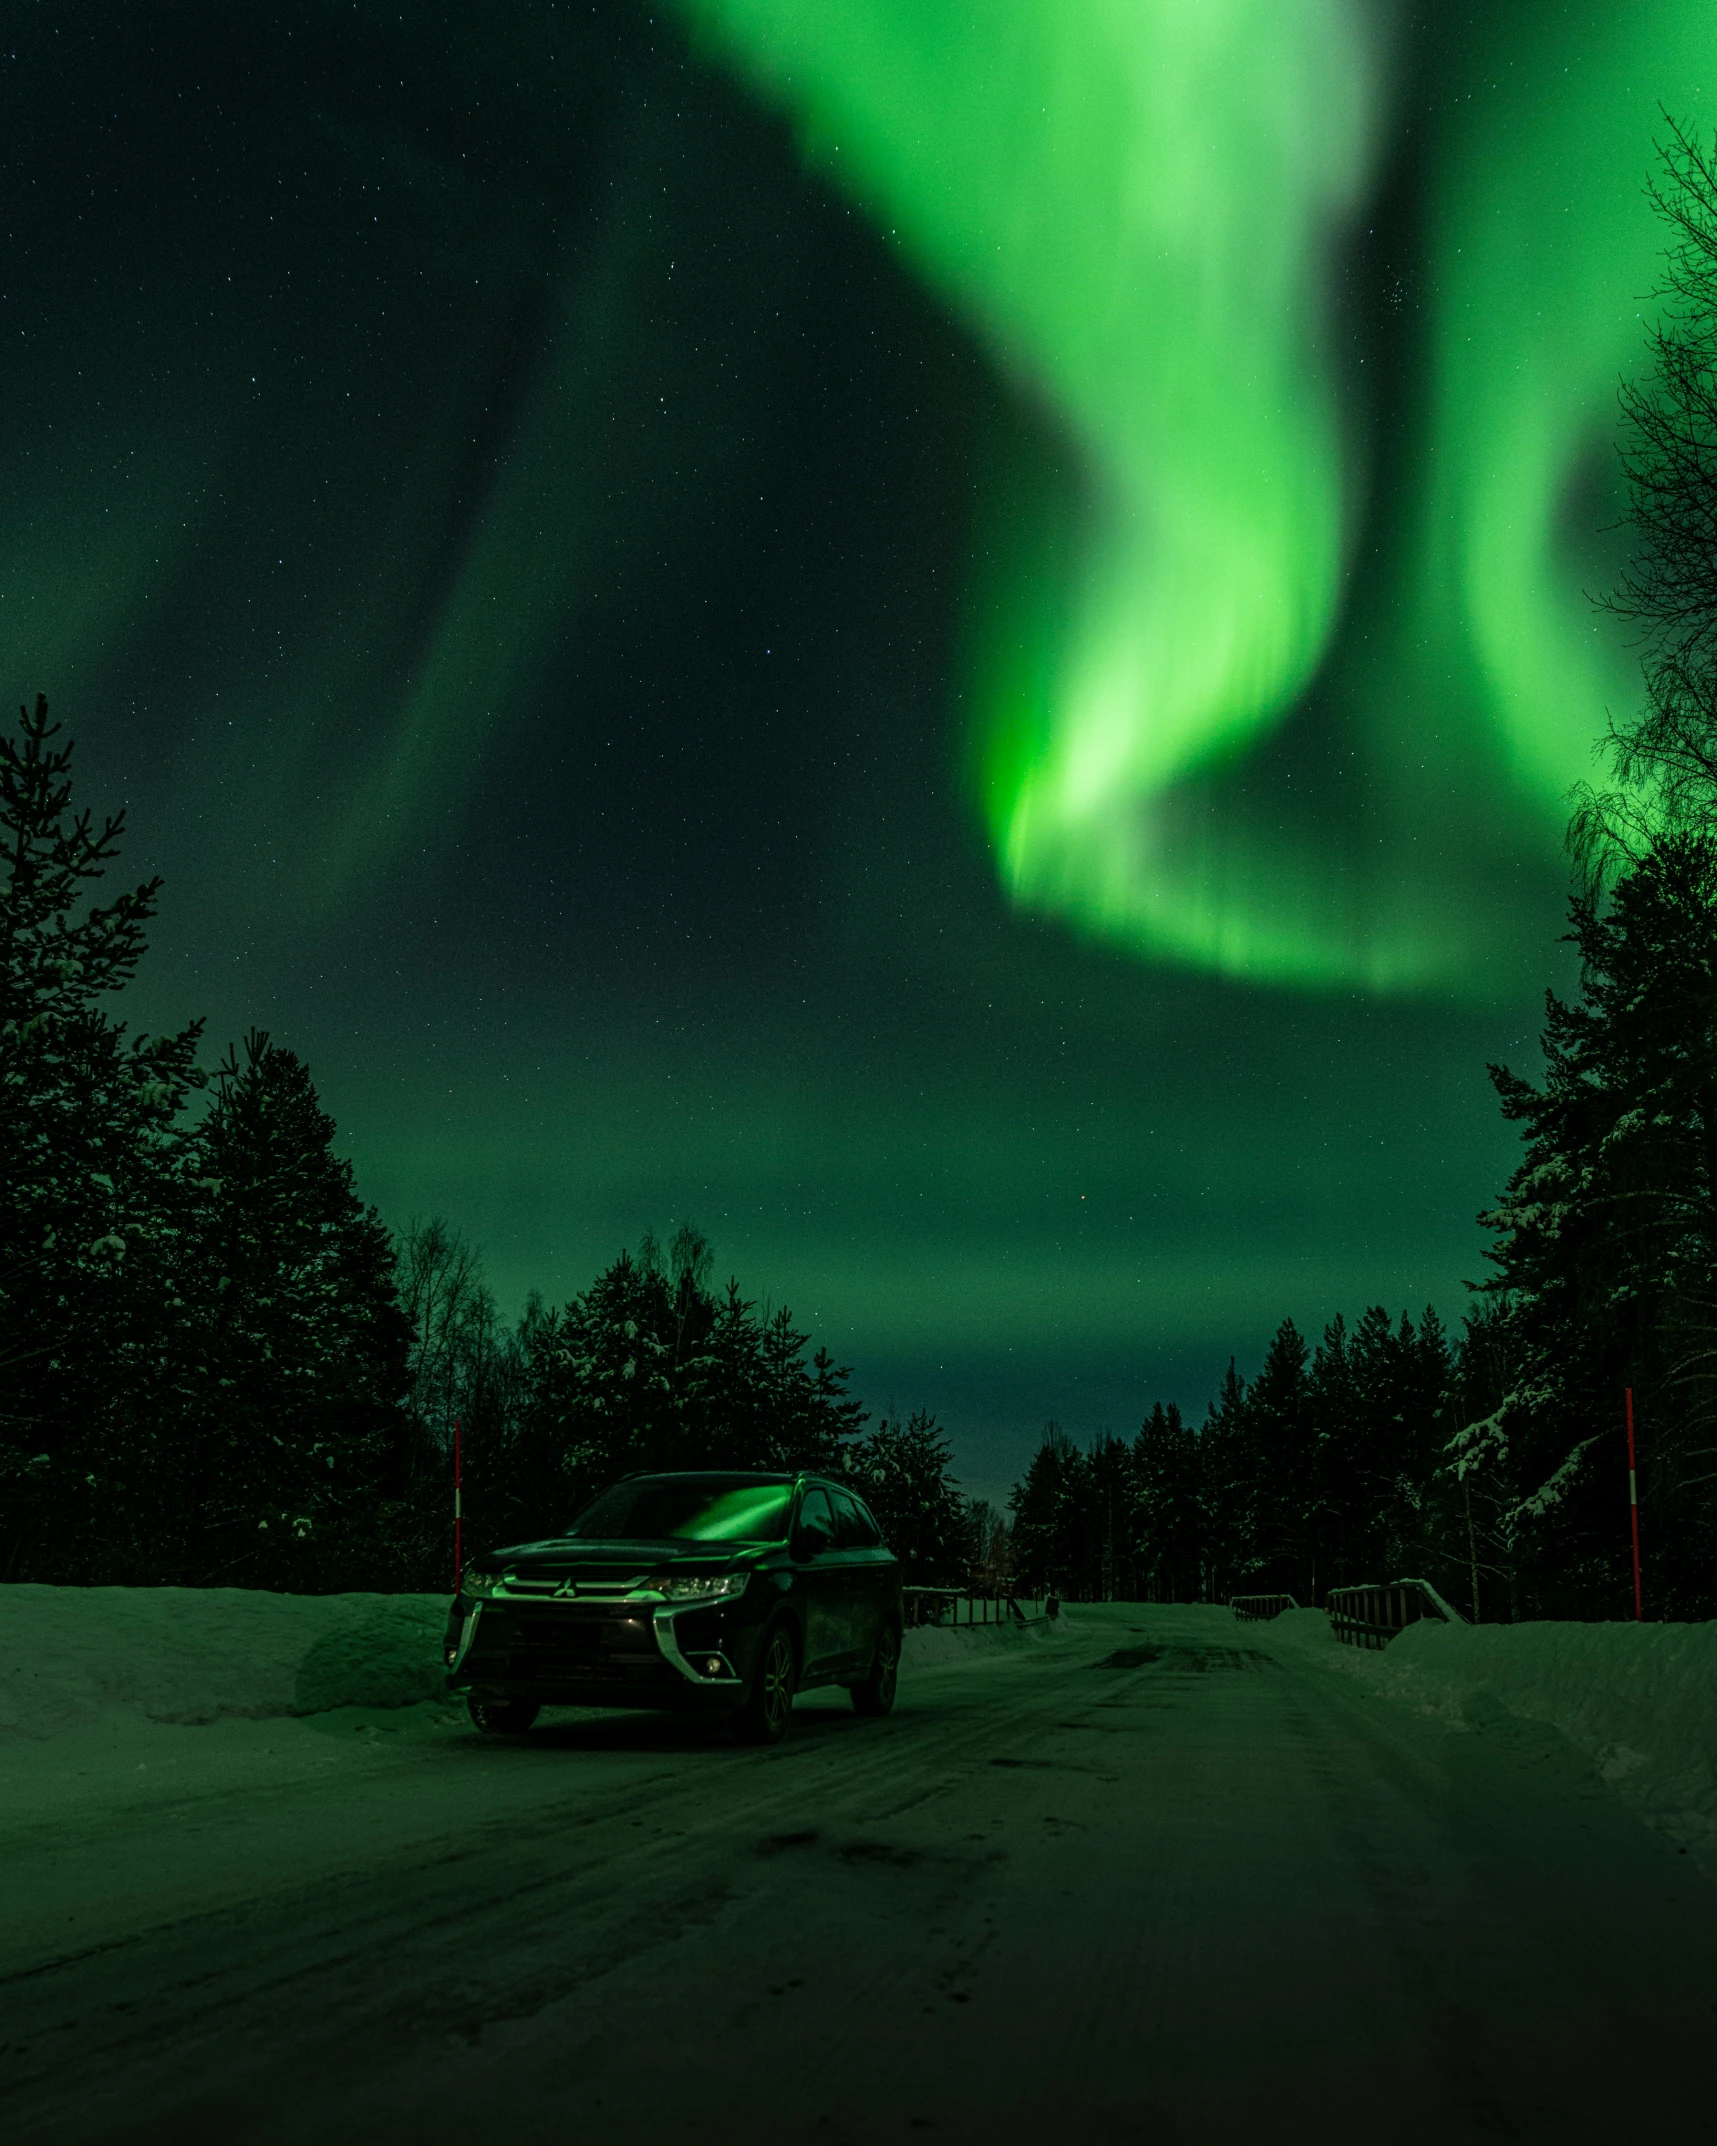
[496,1571,651,1602]
[463,1604,665,1681]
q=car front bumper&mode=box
[446,1596,751,1707]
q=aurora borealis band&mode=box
[2,3,1706,1489]
[675,0,1711,991]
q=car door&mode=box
[832,1487,895,1669]
[792,1486,846,1680]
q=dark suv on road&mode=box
[444,1471,902,1743]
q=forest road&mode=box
[4,1603,1714,2146]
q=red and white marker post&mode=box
[1624,1387,1643,1621]
[453,1415,463,1596]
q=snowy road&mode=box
[5,1604,1715,2144]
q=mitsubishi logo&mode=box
[554,1579,580,1598]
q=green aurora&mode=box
[3,3,1711,1486]
[671,0,1713,991]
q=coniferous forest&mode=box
[1005,856,1717,1623]
[0,693,961,1589]
[6,675,1716,1618]
[7,138,1717,1621]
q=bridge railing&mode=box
[901,1587,1039,1628]
[1229,1592,1301,1621]
[1326,1576,1467,1649]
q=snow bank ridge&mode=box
[0,1585,448,1739]
[1377,1617,1717,1856]
[0,1584,1063,1741]
[1272,1608,1717,1865]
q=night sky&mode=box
[8,3,1707,1501]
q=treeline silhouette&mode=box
[0,697,971,1591]
[7,685,1717,1618]
[1003,841,1717,1624]
[1009,1306,1467,1611]
[396,1208,972,1592]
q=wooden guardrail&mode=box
[1326,1576,1466,1649]
[1229,1593,1301,1621]
[902,1587,1037,1628]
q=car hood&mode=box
[479,1537,768,1579]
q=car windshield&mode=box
[568,1477,795,1544]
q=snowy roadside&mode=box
[0,1583,451,1740]
[1261,1605,1717,1872]
[0,1583,1070,1848]
[0,1582,1061,1746]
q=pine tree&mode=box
[516,1247,678,1515]
[1197,1361,1251,1601]
[0,696,206,1580]
[1481,839,1717,1613]
[1133,1402,1200,1600]
[175,1031,415,1587]
[511,1231,864,1531]
[1246,1320,1314,1596]
[1085,1434,1138,1600]
[1009,1423,1089,1595]
[1401,1307,1455,1573]
[1303,1314,1361,1600]
[845,1410,967,1584]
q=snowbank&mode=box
[0,1584,1060,1742]
[0,1585,448,1739]
[1266,1606,1717,1864]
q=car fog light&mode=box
[704,1657,723,1675]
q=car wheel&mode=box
[851,1620,901,1717]
[468,1696,541,1736]
[736,1621,797,1744]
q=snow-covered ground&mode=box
[0,1583,450,1738]
[5,1582,1709,1873]
[1263,1604,1717,1871]
[0,1582,1058,1741]
[0,1585,1063,1847]
[8,1598,1714,2141]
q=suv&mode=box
[444,1471,902,1744]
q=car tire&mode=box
[468,1696,541,1736]
[850,1619,901,1717]
[736,1620,797,1745]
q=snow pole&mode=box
[453,1414,463,1596]
[1624,1388,1642,1621]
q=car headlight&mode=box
[655,1572,749,1603]
[461,1568,502,1599]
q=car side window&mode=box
[795,1487,837,1557]
[833,1488,879,1548]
